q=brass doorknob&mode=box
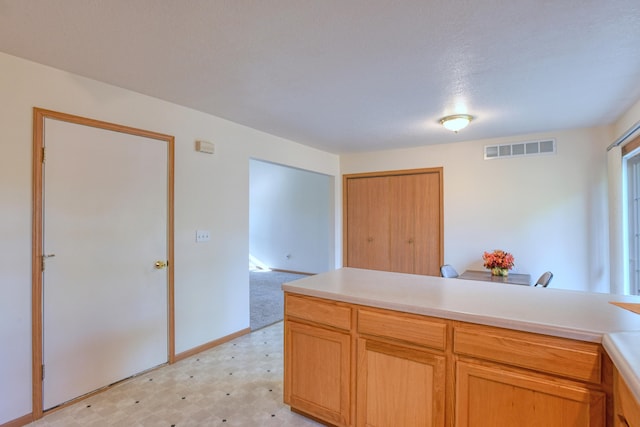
[155,260,168,269]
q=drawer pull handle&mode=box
[618,414,630,427]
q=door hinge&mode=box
[42,147,46,163]
[41,254,55,271]
[42,364,45,380]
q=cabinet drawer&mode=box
[358,308,447,350]
[285,294,351,331]
[616,370,640,427]
[454,325,601,383]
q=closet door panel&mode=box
[346,176,390,271]
[389,175,416,274]
[345,168,442,276]
[413,172,442,276]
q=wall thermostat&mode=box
[195,140,215,154]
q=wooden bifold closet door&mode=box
[344,168,443,276]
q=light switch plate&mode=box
[196,230,211,242]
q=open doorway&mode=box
[249,159,334,330]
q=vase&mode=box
[491,267,509,277]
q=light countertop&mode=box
[282,267,640,402]
[603,332,640,403]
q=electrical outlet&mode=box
[196,230,211,242]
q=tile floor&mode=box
[29,322,322,427]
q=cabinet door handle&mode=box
[618,414,630,427]
[408,238,414,244]
[367,237,374,242]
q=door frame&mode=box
[342,167,444,272]
[31,108,175,419]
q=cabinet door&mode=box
[389,173,441,276]
[456,361,606,427]
[345,176,390,271]
[284,321,351,426]
[615,369,640,427]
[357,338,446,427]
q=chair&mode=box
[440,264,459,278]
[534,271,553,287]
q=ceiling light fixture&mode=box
[439,114,473,133]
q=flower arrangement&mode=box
[482,249,515,276]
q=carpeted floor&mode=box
[250,271,309,331]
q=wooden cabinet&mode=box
[285,321,351,426]
[344,168,443,276]
[356,309,446,427]
[453,323,606,427]
[614,368,640,427]
[284,293,613,427]
[452,324,603,384]
[284,294,353,426]
[357,339,445,427]
[455,361,605,426]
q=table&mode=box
[459,270,531,286]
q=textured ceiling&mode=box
[1,0,640,153]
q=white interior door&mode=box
[42,118,168,409]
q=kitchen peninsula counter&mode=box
[282,267,640,423]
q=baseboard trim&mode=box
[3,329,251,427]
[1,413,33,427]
[270,269,314,276]
[174,327,251,362]
[290,406,338,427]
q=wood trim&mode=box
[0,413,33,427]
[31,108,176,420]
[343,167,443,179]
[342,167,444,270]
[167,132,176,364]
[341,176,347,268]
[33,360,167,417]
[437,168,444,269]
[174,327,251,362]
[31,109,44,419]
[609,301,640,315]
[270,268,314,276]
[290,407,341,427]
[622,133,640,156]
[26,326,250,425]
[602,351,615,427]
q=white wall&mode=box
[4,46,640,425]
[250,159,333,273]
[613,97,640,139]
[0,52,339,424]
[341,128,612,293]
[608,96,640,294]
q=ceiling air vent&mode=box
[484,138,556,160]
